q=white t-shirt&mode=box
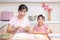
[9,16,30,28]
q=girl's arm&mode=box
[45,24,52,34]
[46,28,52,40]
[33,31,47,34]
[46,28,52,34]
[31,28,47,34]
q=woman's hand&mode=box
[23,27,30,32]
[16,26,29,32]
[16,26,23,30]
[7,24,17,34]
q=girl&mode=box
[32,14,52,40]
[7,4,30,34]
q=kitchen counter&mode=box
[0,33,60,40]
[9,33,60,40]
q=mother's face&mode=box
[18,9,27,16]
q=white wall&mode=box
[0,3,60,22]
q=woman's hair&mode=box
[18,4,28,11]
[37,14,45,20]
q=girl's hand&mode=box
[49,30,52,33]
[46,29,52,34]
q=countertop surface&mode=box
[12,33,60,38]
[12,33,60,40]
[0,33,60,40]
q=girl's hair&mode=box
[18,4,28,11]
[37,14,45,20]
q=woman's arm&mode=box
[7,24,23,34]
[7,24,16,34]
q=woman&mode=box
[7,4,30,34]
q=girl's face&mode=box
[18,9,27,17]
[37,17,44,26]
